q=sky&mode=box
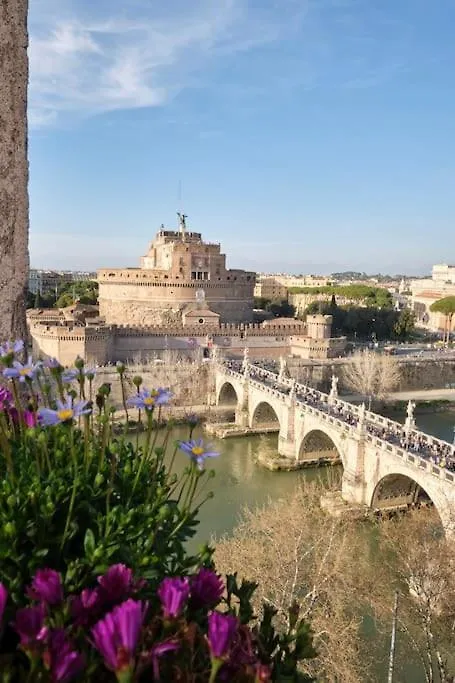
[28,0,455,275]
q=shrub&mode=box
[0,564,316,681]
[0,344,211,602]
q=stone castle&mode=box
[29,214,346,366]
[98,215,255,326]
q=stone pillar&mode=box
[0,0,29,342]
[278,395,296,459]
[235,377,249,427]
[341,431,367,506]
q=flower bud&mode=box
[3,522,16,538]
[98,383,111,397]
[85,371,95,381]
[74,356,85,370]
[116,361,126,374]
[132,375,142,388]
[94,473,104,487]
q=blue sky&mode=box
[28,0,455,275]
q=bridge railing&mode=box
[219,363,455,460]
[365,433,455,486]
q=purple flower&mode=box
[71,588,101,626]
[179,439,219,470]
[13,604,48,651]
[61,369,78,384]
[127,388,171,411]
[157,577,190,619]
[91,599,145,673]
[0,339,24,358]
[23,409,37,428]
[98,564,135,603]
[190,568,224,609]
[0,583,7,625]
[0,386,12,410]
[27,568,63,605]
[44,629,85,683]
[38,397,91,426]
[149,640,179,680]
[207,612,238,659]
[45,357,62,370]
[3,356,38,382]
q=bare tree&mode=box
[215,482,375,683]
[0,0,29,342]
[342,349,400,408]
[368,510,455,683]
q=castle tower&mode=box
[306,314,332,340]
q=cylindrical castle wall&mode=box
[98,280,255,325]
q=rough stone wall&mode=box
[0,0,29,342]
[98,280,255,325]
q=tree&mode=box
[0,0,29,341]
[342,349,400,408]
[393,308,416,341]
[368,511,455,683]
[430,296,455,345]
[265,298,295,318]
[215,482,374,683]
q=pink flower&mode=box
[148,640,179,680]
[28,568,63,605]
[23,409,37,428]
[0,583,7,625]
[13,604,48,652]
[98,564,135,604]
[190,568,224,609]
[91,599,145,674]
[71,588,101,626]
[207,612,238,659]
[43,629,85,683]
[157,577,190,619]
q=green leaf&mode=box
[84,529,96,557]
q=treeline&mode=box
[288,283,393,308]
[305,300,416,341]
[27,280,99,309]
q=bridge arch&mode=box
[298,429,343,465]
[367,466,452,530]
[250,400,281,430]
[217,381,239,407]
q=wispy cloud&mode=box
[28,0,308,127]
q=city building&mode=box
[410,263,455,335]
[98,215,255,326]
[28,269,97,295]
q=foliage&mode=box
[55,280,99,308]
[215,482,374,683]
[302,302,409,341]
[0,343,317,680]
[254,298,295,318]
[429,296,455,317]
[430,296,455,344]
[0,564,316,681]
[393,308,416,341]
[341,349,400,406]
[0,354,212,604]
[289,284,393,309]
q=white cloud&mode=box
[28,0,307,127]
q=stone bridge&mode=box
[214,362,455,533]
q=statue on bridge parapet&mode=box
[329,374,339,404]
[278,355,288,382]
[405,399,416,434]
[242,346,250,377]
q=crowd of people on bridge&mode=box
[222,360,455,473]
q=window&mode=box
[191,272,196,280]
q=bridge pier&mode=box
[341,431,367,506]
